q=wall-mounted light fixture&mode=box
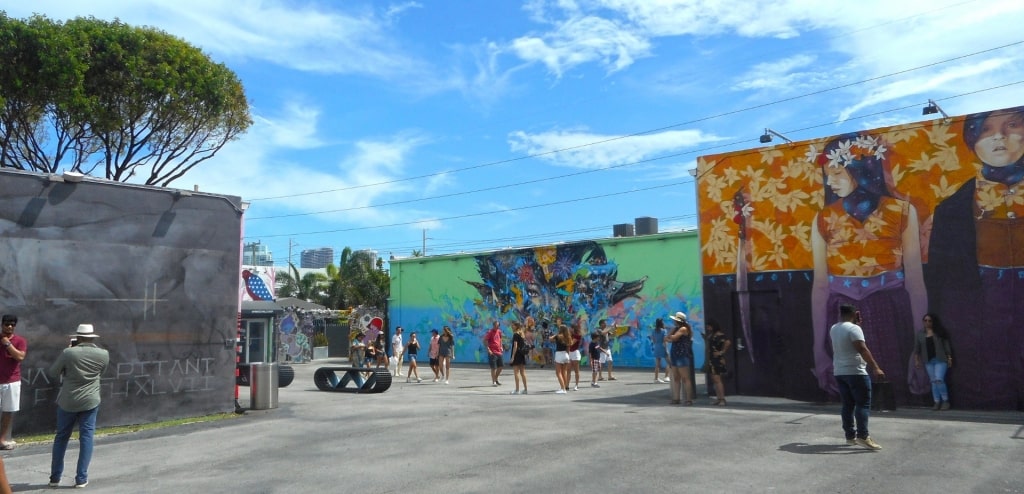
[687,168,698,177]
[922,99,949,119]
[62,171,85,183]
[759,128,793,144]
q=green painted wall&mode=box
[388,231,703,367]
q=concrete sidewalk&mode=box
[3,360,1022,493]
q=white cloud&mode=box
[511,15,651,77]
[732,54,819,91]
[508,128,725,168]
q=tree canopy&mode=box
[0,14,251,186]
[274,248,390,310]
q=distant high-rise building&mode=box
[243,241,274,266]
[355,249,379,269]
[300,247,334,269]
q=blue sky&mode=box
[9,1,1024,266]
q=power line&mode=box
[245,78,1024,223]
[250,180,689,238]
[245,39,1022,202]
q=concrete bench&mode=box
[313,367,392,393]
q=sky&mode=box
[6,0,1024,267]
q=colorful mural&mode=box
[697,105,1024,410]
[389,233,703,369]
[241,266,275,301]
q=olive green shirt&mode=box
[48,343,109,412]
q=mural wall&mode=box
[0,170,243,433]
[389,233,703,369]
[697,105,1024,410]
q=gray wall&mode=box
[0,170,242,434]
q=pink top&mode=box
[485,328,503,354]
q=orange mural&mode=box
[697,117,978,275]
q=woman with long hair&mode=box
[567,321,584,391]
[666,312,694,405]
[704,320,732,406]
[509,322,530,395]
[810,132,926,401]
[652,318,669,383]
[549,324,572,394]
[913,313,954,410]
[438,326,455,385]
[405,332,422,383]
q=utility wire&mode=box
[246,39,1022,202]
[245,78,1024,222]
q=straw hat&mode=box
[72,324,100,338]
[669,312,687,323]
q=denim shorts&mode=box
[670,356,690,368]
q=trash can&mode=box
[249,362,279,410]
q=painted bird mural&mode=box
[242,269,274,301]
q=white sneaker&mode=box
[521,389,528,395]
[510,390,519,395]
[417,378,422,383]
[433,378,438,382]
[493,382,499,387]
[555,389,567,394]
[572,385,579,391]
[444,380,449,384]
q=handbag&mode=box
[871,380,896,411]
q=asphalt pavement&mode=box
[3,359,1022,493]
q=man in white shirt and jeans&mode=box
[830,304,885,451]
[391,327,404,376]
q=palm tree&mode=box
[318,247,390,309]
[275,262,328,302]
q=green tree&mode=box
[275,263,327,302]
[0,15,251,186]
[319,247,389,310]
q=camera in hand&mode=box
[70,337,79,347]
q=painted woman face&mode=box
[974,112,1024,167]
[825,165,856,198]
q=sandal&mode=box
[684,400,693,406]
[714,399,727,406]
[669,399,681,405]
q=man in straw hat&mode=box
[47,324,109,488]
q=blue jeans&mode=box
[50,406,99,485]
[835,374,872,439]
[925,358,949,403]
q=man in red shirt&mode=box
[484,321,505,386]
[0,315,27,450]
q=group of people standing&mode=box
[0,315,111,488]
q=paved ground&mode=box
[3,359,1022,493]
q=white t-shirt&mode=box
[829,321,867,376]
[392,334,403,353]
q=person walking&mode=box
[704,320,732,406]
[567,322,584,391]
[550,325,571,394]
[831,304,885,450]
[428,329,442,382]
[509,322,530,395]
[484,321,505,386]
[666,312,694,405]
[438,326,455,384]
[651,318,669,383]
[913,313,954,410]
[349,331,366,367]
[48,324,110,488]
[0,315,27,450]
[373,333,388,368]
[391,327,404,376]
[405,332,422,383]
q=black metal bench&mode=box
[314,367,392,393]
